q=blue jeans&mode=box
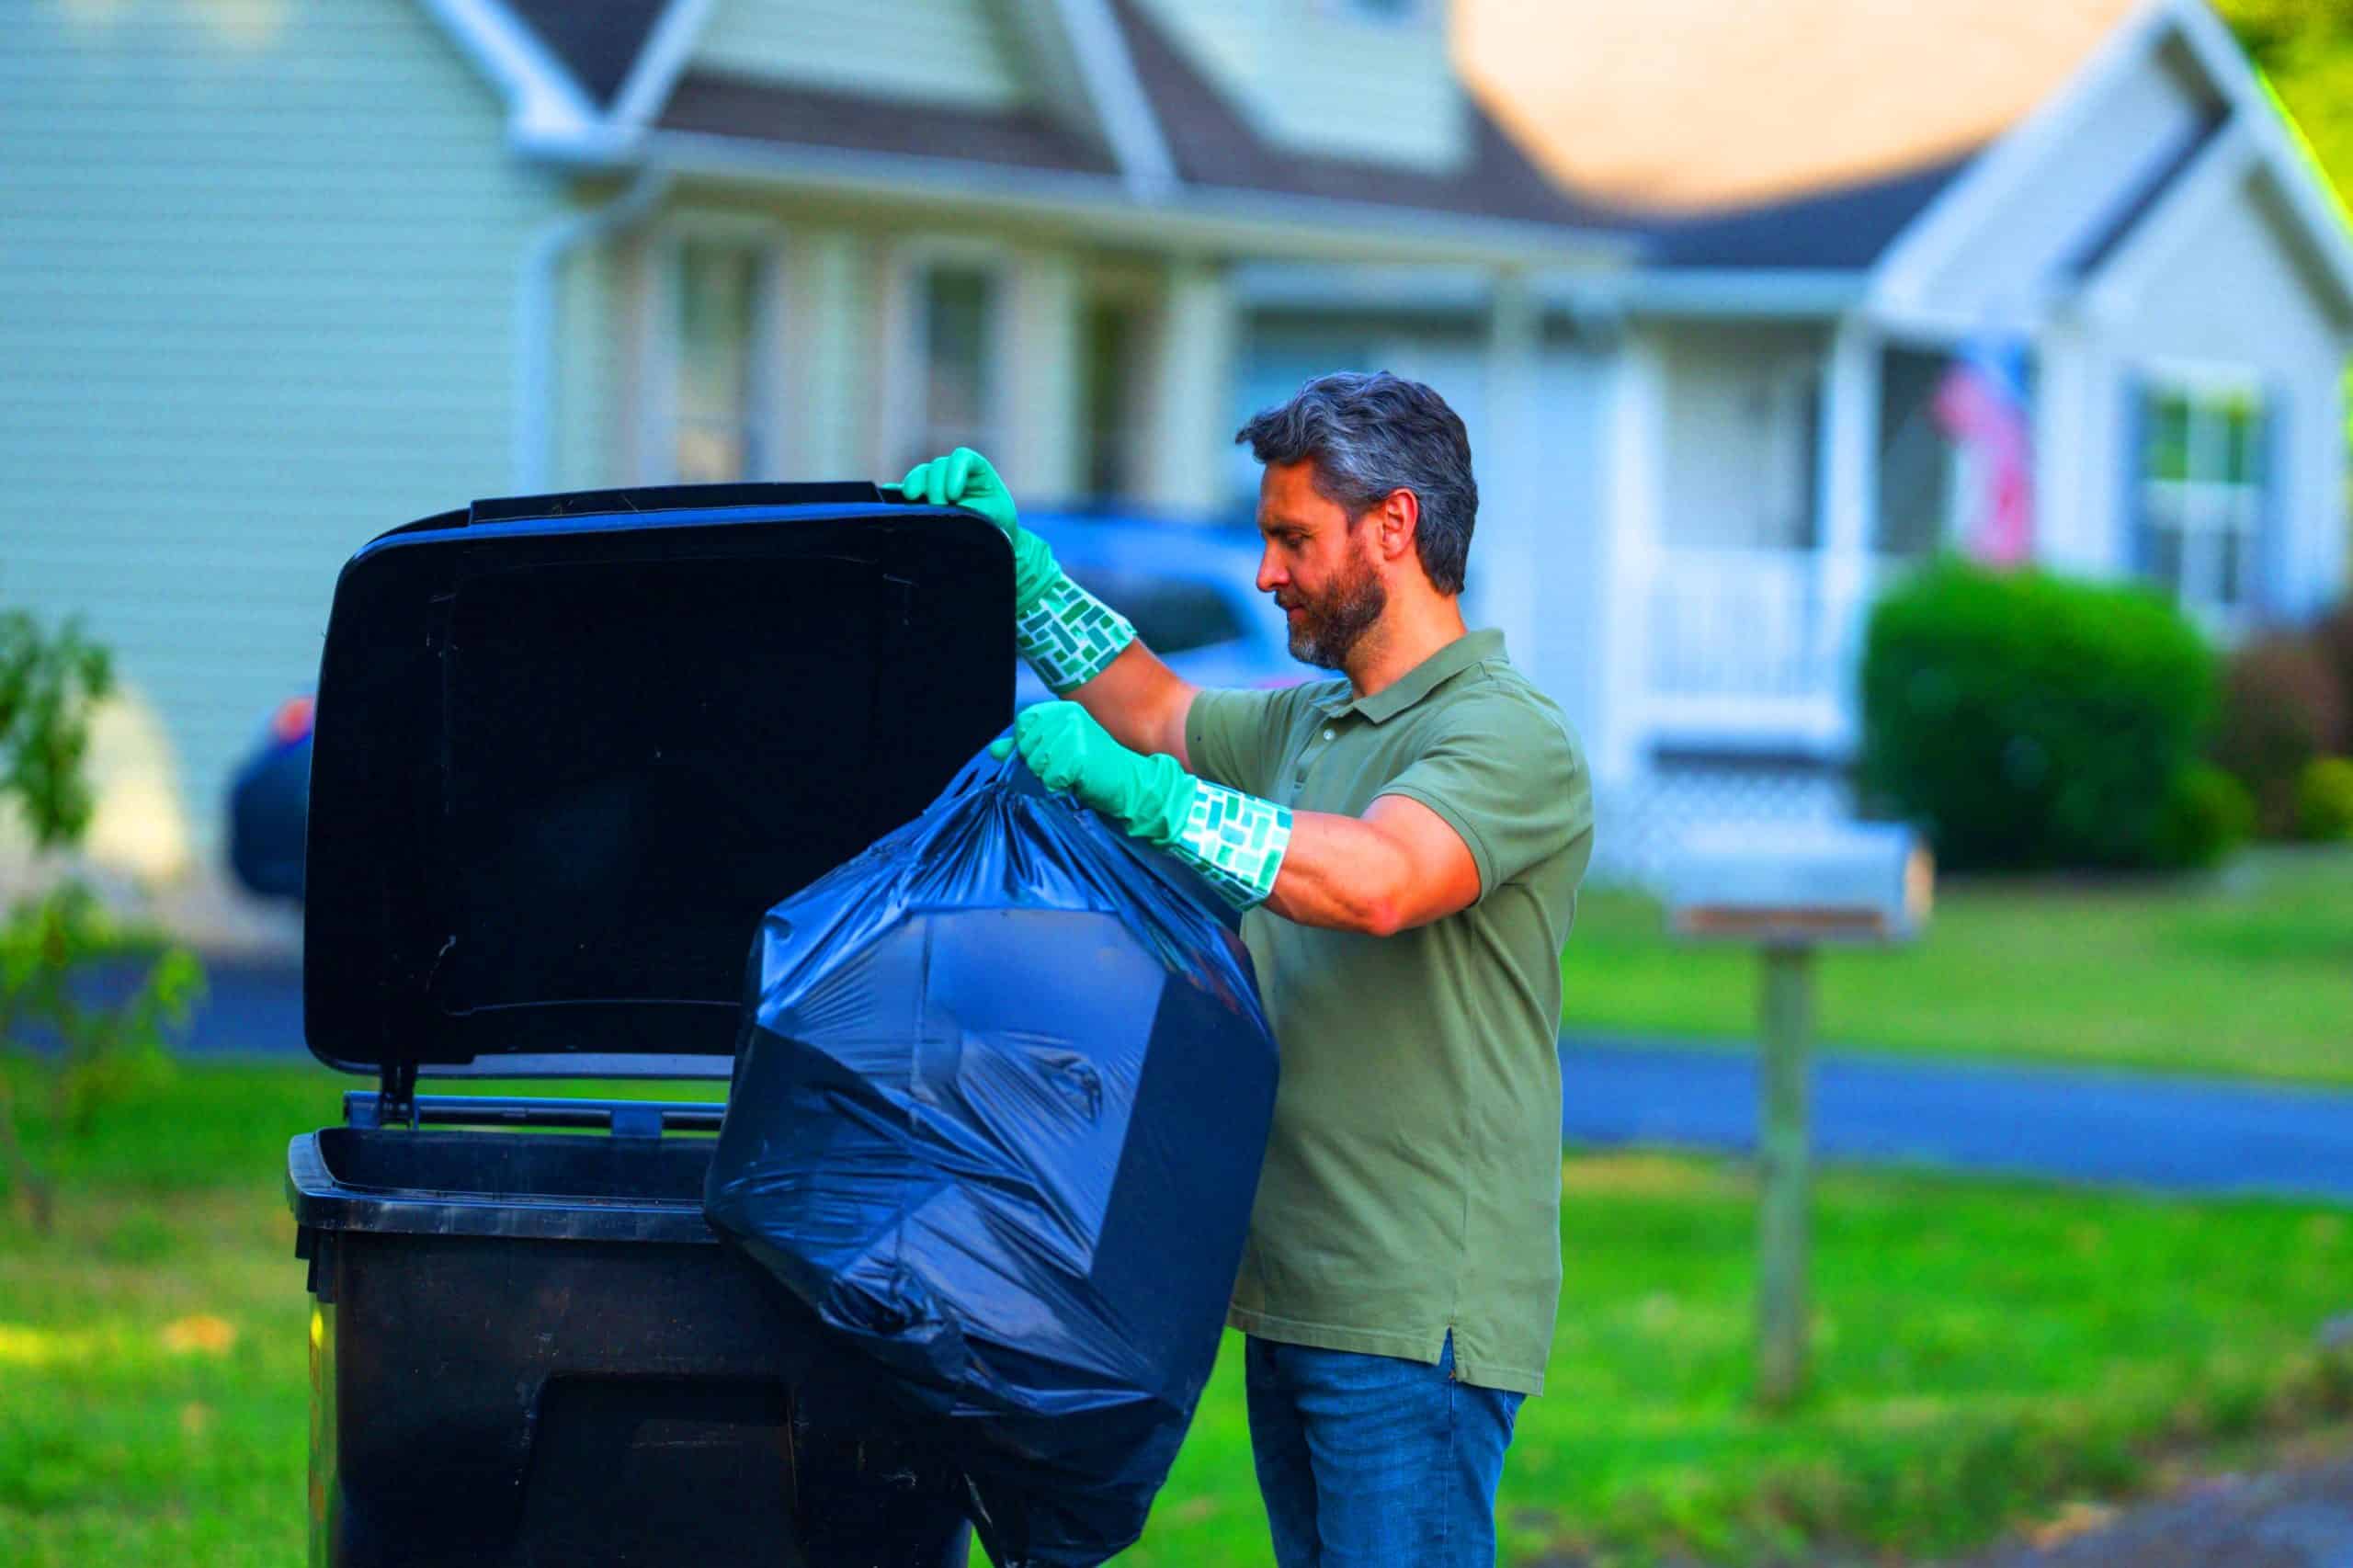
[1244,1333,1526,1568]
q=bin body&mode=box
[290,1124,974,1568]
[288,486,1017,1567]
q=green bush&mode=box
[2149,762,2256,869]
[2211,632,2345,837]
[1859,560,2218,871]
[2297,756,2353,841]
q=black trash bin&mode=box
[285,483,1014,1568]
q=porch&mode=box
[1614,322,1986,766]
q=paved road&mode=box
[159,960,2353,1204]
[1561,1033,2353,1204]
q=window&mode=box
[673,239,768,483]
[2135,380,2269,626]
[1078,300,1143,501]
[897,262,1003,472]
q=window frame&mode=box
[2133,359,2270,636]
[883,237,1016,477]
[640,211,785,486]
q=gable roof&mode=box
[1104,0,1612,231]
[434,0,1624,256]
[501,0,669,108]
[1642,152,1977,269]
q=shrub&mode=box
[1859,560,2217,871]
[2149,763,2256,869]
[2297,756,2353,842]
[2210,633,2346,838]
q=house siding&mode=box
[1,0,571,857]
[1920,41,2220,313]
[691,0,1030,109]
[1131,0,1469,173]
[2110,171,2351,618]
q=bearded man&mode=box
[892,369,1594,1568]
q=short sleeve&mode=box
[1376,690,1593,898]
[1185,683,1318,798]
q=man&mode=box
[892,370,1594,1567]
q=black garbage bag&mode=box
[704,746,1279,1568]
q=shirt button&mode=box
[1322,728,1336,741]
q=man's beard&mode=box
[1280,542,1388,671]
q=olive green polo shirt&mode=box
[1185,628,1594,1395]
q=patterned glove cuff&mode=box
[1017,571,1138,696]
[1167,779,1293,911]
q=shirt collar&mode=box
[1313,629,1506,725]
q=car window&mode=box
[1064,568,1246,656]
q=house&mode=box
[5,0,2347,889]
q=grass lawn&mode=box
[1562,845,2353,1087]
[6,1062,2352,1566]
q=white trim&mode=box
[1643,695,1853,756]
[1870,0,2177,316]
[1814,318,1878,741]
[2162,0,2353,325]
[1232,262,1496,313]
[1596,329,1665,790]
[418,0,603,142]
[608,0,715,132]
[519,126,1629,267]
[2079,120,2260,327]
[1051,0,1178,198]
[1565,269,1869,320]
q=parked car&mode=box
[225,694,312,902]
[1014,511,1301,708]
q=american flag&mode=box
[1931,337,2035,567]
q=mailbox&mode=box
[1663,821,1932,947]
[1653,815,1934,1412]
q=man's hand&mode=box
[892,446,1017,533]
[888,447,1058,611]
[990,701,1193,846]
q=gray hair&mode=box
[1233,370,1478,595]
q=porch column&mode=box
[779,229,864,478]
[1479,268,1540,676]
[1006,248,1082,501]
[1142,259,1236,517]
[1815,318,1880,748]
[1595,324,1664,791]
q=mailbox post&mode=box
[1663,822,1932,1411]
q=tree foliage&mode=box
[0,610,203,1232]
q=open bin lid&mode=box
[301,483,1012,1079]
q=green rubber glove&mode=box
[890,447,1138,696]
[991,702,1294,910]
[891,447,1057,611]
[990,701,1193,846]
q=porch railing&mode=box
[1644,547,1904,750]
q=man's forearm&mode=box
[1061,641,1199,767]
[1263,795,1483,935]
